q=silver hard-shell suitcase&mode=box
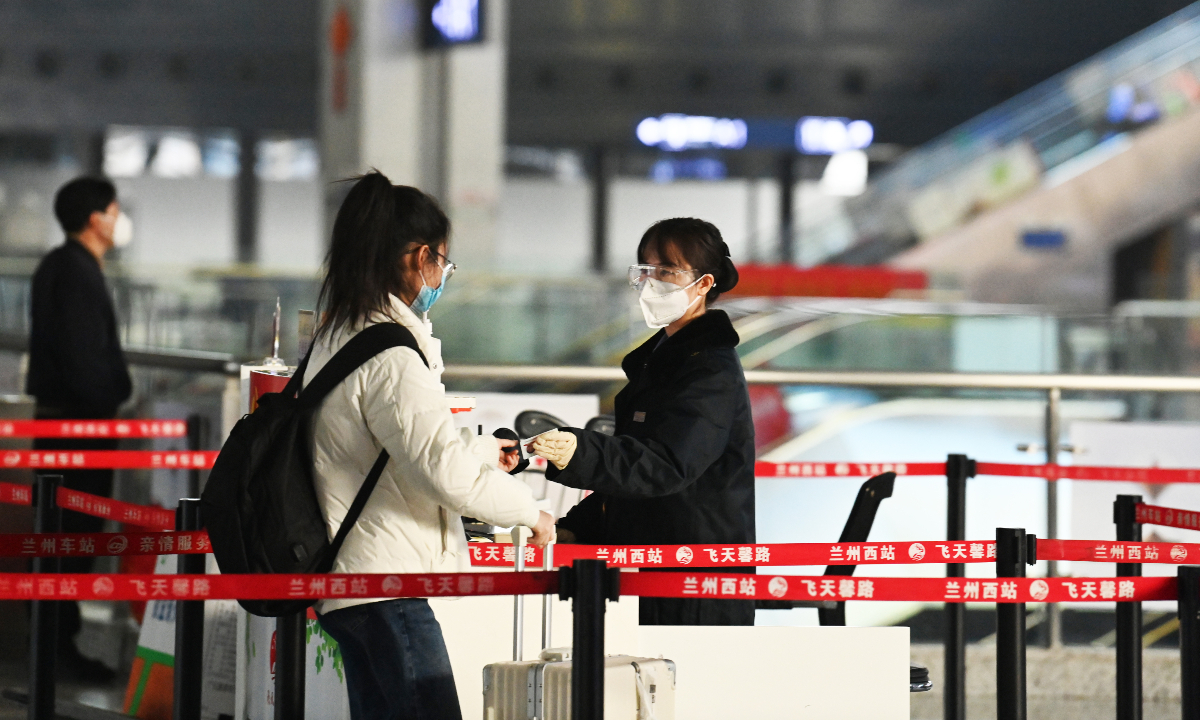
[483,649,676,720]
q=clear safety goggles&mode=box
[628,264,700,291]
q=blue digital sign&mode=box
[422,0,485,48]
[635,114,874,154]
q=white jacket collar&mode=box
[370,294,433,341]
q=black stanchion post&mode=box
[185,414,207,498]
[563,559,618,720]
[945,454,974,720]
[996,528,1029,720]
[1181,566,1200,720]
[1114,494,1143,720]
[274,612,307,720]
[173,499,205,720]
[28,474,61,720]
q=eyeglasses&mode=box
[433,250,457,281]
[628,264,699,290]
[410,246,456,281]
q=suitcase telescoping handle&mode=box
[511,526,556,661]
[541,543,554,651]
[513,526,526,661]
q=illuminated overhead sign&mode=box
[422,0,484,47]
[635,114,874,154]
[636,115,749,151]
[795,117,874,155]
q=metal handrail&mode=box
[4,321,1200,393]
[442,364,1200,392]
[0,332,242,376]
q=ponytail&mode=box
[316,170,450,340]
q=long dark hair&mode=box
[316,171,450,339]
[636,217,739,304]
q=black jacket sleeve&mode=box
[547,359,736,498]
[49,256,131,412]
[556,491,605,543]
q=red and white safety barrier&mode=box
[6,531,1197,564]
[624,572,1177,603]
[0,482,174,529]
[0,419,188,439]
[1041,539,1200,564]
[0,531,209,557]
[976,462,1200,484]
[56,487,176,530]
[470,540,998,568]
[0,571,555,601]
[471,539,1200,569]
[1136,502,1200,531]
[0,482,30,506]
[0,450,217,471]
[754,460,1200,484]
[0,570,1176,603]
[755,461,944,478]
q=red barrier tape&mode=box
[976,462,1200,483]
[0,571,556,601]
[1136,503,1200,531]
[755,461,945,478]
[0,570,1176,603]
[0,483,174,529]
[470,541,999,568]
[756,460,1200,484]
[471,539,1200,568]
[56,488,175,530]
[0,450,217,471]
[0,531,210,557]
[0,420,188,439]
[1040,539,1200,564]
[625,572,1177,603]
[0,482,30,506]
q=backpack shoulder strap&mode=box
[299,323,428,408]
[326,448,390,563]
[304,322,429,568]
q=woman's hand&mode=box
[529,511,555,548]
[495,437,521,473]
[530,430,577,470]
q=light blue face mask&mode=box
[409,261,447,315]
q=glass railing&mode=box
[839,1,1200,258]
[0,262,647,368]
[0,264,1196,379]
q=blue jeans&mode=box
[317,599,462,720]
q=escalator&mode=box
[839,2,1200,311]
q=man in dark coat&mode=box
[26,176,132,680]
[549,309,756,625]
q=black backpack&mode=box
[201,323,427,616]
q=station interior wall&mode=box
[0,169,857,275]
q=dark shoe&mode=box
[57,647,117,684]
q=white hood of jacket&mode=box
[304,297,539,612]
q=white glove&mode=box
[531,430,577,470]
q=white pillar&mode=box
[319,0,506,269]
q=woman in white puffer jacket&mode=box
[307,171,554,720]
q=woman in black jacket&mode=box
[532,217,756,626]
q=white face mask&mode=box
[638,275,706,329]
[112,212,133,248]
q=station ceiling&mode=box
[508,0,1197,148]
[0,0,1193,151]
